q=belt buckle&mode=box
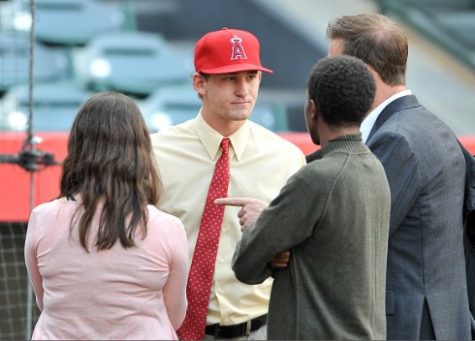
[208,317,260,338]
[213,324,220,338]
[244,319,252,336]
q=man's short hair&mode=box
[327,13,408,86]
[307,55,376,127]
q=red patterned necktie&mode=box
[178,138,231,340]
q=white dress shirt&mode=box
[361,89,413,143]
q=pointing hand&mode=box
[214,197,267,230]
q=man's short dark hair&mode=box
[307,55,376,127]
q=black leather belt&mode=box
[205,314,267,338]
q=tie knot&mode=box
[221,138,230,154]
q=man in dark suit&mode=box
[324,13,471,340]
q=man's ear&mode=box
[309,99,319,120]
[367,65,382,83]
[257,71,262,83]
[192,72,206,97]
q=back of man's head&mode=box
[327,13,408,86]
[307,55,375,127]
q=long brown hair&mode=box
[60,91,161,251]
[327,13,408,86]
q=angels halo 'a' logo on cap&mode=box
[230,35,247,60]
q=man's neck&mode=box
[201,112,246,137]
[371,83,407,111]
[319,126,360,148]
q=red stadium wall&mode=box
[1,132,474,222]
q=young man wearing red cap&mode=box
[151,28,305,340]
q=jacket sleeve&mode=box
[232,168,326,284]
[369,132,420,237]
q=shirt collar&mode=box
[193,112,249,161]
[360,89,412,143]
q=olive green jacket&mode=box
[233,134,390,340]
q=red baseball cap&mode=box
[194,28,273,74]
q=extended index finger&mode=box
[214,197,254,207]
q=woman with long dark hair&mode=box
[24,92,188,340]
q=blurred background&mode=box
[1,0,475,338]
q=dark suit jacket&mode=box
[365,95,471,340]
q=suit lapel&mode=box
[367,95,421,141]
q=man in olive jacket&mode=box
[228,55,391,340]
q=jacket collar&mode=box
[367,95,421,141]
